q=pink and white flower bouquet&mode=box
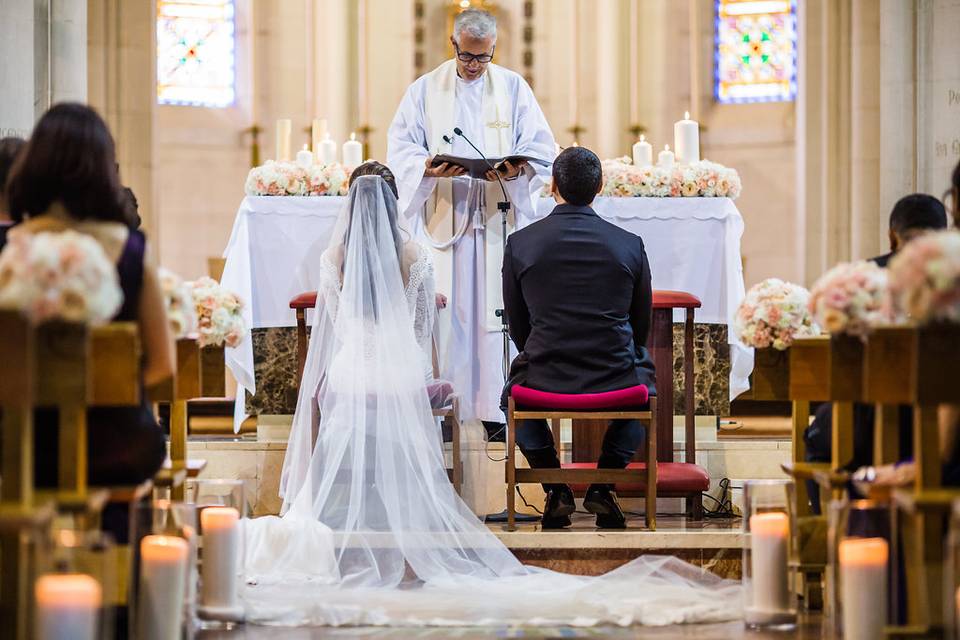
[0,229,123,324]
[808,261,891,337]
[735,278,819,350]
[158,267,196,338]
[598,158,742,199]
[245,161,350,197]
[887,229,960,323]
[187,276,245,348]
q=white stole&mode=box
[423,60,513,332]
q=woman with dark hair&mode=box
[0,136,26,244]
[951,159,960,227]
[2,103,174,490]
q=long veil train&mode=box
[241,175,742,627]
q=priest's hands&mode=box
[424,157,468,179]
[485,159,526,182]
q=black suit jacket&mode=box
[501,203,656,405]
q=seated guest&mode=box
[804,193,947,509]
[501,146,656,529]
[4,103,174,488]
[0,136,26,245]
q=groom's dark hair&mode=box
[552,146,601,206]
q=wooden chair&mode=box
[506,387,657,531]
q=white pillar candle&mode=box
[632,135,653,167]
[275,119,291,162]
[200,507,241,614]
[35,574,101,640]
[657,144,675,170]
[311,118,327,162]
[137,535,188,640]
[839,537,888,640]
[320,133,337,165]
[295,144,313,170]
[674,111,700,165]
[342,132,363,168]
[749,512,790,614]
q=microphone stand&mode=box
[452,128,512,381]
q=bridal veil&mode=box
[241,175,742,627]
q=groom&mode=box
[501,147,656,529]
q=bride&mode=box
[241,163,741,627]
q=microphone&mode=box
[442,134,453,145]
[452,127,510,214]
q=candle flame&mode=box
[350,132,356,141]
[665,144,670,151]
[302,144,308,150]
[684,111,690,119]
[572,141,579,147]
[640,134,645,142]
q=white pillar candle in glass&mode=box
[674,111,700,165]
[199,507,242,616]
[749,512,790,613]
[296,144,313,170]
[137,535,188,640]
[839,537,888,640]
[657,144,675,170]
[632,134,652,167]
[320,133,337,165]
[342,132,363,168]
[275,119,291,162]
[311,118,327,162]
[35,574,102,640]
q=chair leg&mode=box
[690,493,704,521]
[684,308,696,467]
[451,403,462,496]
[506,399,517,531]
[646,397,657,531]
[296,309,307,383]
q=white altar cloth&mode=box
[221,195,753,426]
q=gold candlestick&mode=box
[243,124,262,168]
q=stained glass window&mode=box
[157,0,235,107]
[714,0,797,104]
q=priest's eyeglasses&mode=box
[454,42,495,64]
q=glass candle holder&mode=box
[128,499,198,640]
[186,479,246,628]
[34,529,117,640]
[826,498,898,640]
[742,479,798,629]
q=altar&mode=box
[221,195,753,424]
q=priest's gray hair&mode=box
[453,9,497,43]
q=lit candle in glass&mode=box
[342,133,363,168]
[839,537,888,640]
[137,535,188,640]
[632,135,652,168]
[35,574,101,640]
[749,512,790,614]
[657,144,675,170]
[199,506,242,619]
[296,144,313,170]
[674,111,700,165]
[320,133,337,165]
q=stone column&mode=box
[850,0,882,260]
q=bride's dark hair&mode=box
[350,161,398,199]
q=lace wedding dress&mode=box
[241,175,742,627]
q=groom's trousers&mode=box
[515,419,645,492]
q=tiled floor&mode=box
[198,614,824,639]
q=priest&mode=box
[387,9,556,438]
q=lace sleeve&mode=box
[404,243,436,375]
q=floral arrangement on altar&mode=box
[598,157,742,199]
[244,160,350,197]
[0,229,123,324]
[808,261,891,337]
[159,267,197,338]
[887,229,960,323]
[187,276,245,347]
[735,278,819,350]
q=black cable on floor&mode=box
[701,477,736,519]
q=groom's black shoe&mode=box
[541,484,575,529]
[583,484,627,529]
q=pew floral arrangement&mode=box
[158,267,197,338]
[0,229,123,324]
[735,278,819,350]
[887,229,960,323]
[597,157,742,199]
[244,160,350,197]
[187,276,245,348]
[808,261,891,338]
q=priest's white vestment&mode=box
[387,60,555,422]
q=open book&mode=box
[430,154,552,180]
